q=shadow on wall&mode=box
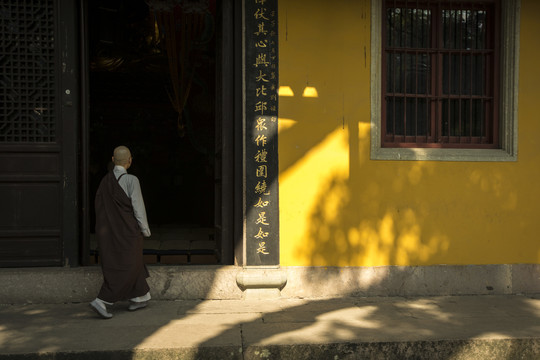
[280,113,524,267]
[294,120,522,267]
[277,0,533,270]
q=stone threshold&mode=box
[1,264,540,304]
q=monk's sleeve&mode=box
[129,176,151,237]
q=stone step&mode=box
[1,296,540,360]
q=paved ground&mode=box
[1,295,540,359]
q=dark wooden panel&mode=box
[0,0,80,267]
[0,236,62,267]
[0,153,59,176]
[0,184,60,229]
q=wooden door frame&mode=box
[217,0,241,265]
[79,0,90,266]
[59,0,81,267]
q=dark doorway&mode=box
[85,0,226,265]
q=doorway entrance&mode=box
[84,0,232,265]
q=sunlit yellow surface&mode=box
[278,86,294,97]
[279,0,540,266]
[302,86,318,98]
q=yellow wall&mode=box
[278,0,540,266]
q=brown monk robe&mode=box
[90,146,151,319]
[95,170,150,302]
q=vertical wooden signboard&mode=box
[244,0,279,266]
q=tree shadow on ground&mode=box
[2,292,540,359]
[191,294,540,360]
[0,295,540,360]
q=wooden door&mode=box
[0,0,79,267]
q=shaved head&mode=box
[112,146,132,166]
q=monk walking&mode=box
[90,145,152,319]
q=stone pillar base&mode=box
[236,267,287,300]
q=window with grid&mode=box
[382,0,499,148]
[0,0,57,143]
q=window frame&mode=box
[370,0,520,161]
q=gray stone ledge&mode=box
[245,339,540,360]
[1,264,540,304]
[280,264,519,298]
[1,339,539,360]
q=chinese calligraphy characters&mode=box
[245,0,278,265]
